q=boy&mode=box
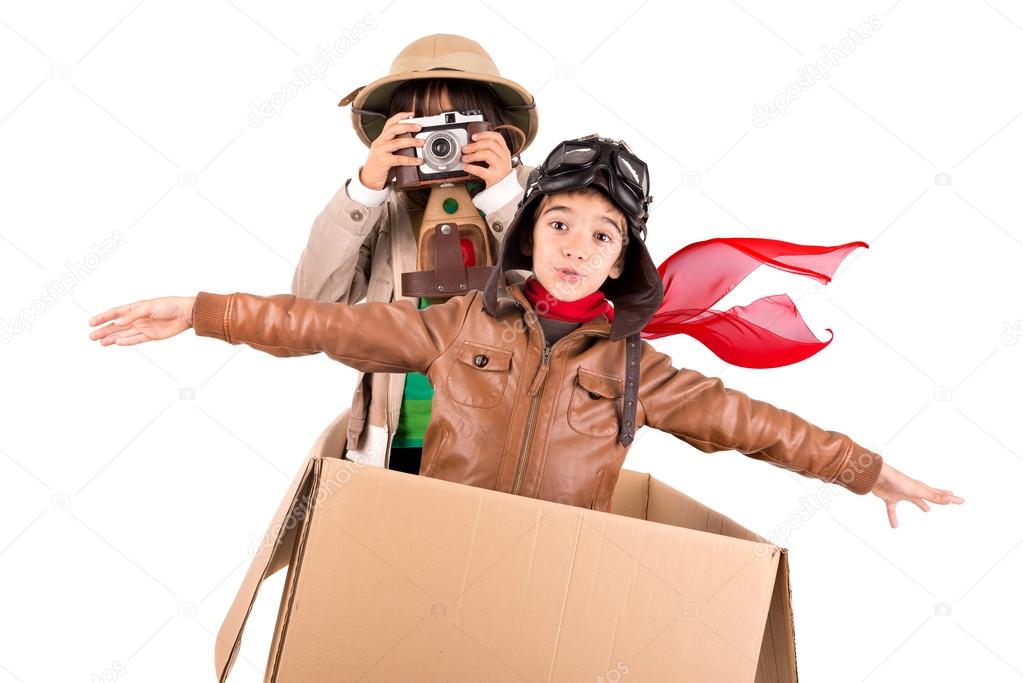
[88,136,962,527]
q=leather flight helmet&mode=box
[482,135,663,341]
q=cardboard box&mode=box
[215,421,798,682]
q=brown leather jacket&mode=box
[290,165,533,468]
[192,281,883,511]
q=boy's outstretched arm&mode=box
[89,296,195,345]
[89,291,474,375]
[637,344,963,528]
[871,462,963,528]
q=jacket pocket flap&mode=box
[454,340,513,372]
[576,369,624,399]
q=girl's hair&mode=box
[521,186,629,271]
[388,78,521,158]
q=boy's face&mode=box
[525,191,626,302]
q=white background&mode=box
[1,1,1021,681]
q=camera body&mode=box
[394,110,493,191]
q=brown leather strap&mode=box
[401,222,496,297]
[337,85,365,107]
[618,333,640,447]
[434,222,467,291]
[402,266,496,298]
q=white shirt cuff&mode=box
[346,168,392,207]
[471,169,523,215]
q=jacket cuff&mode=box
[192,292,232,342]
[471,168,523,215]
[834,443,883,494]
[346,169,391,207]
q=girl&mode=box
[89,136,962,528]
[293,33,538,474]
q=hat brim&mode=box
[344,69,538,152]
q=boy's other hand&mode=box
[871,463,964,529]
[88,296,196,346]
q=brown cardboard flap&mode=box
[214,455,318,682]
[266,457,325,682]
[755,552,797,683]
[606,468,650,520]
[215,412,351,683]
[611,470,798,683]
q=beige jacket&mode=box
[192,282,884,511]
[291,165,533,467]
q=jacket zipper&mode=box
[510,301,610,496]
[513,341,549,494]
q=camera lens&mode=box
[422,131,460,170]
[431,137,451,158]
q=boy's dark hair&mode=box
[519,186,629,273]
[389,78,520,157]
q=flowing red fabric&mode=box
[641,237,867,368]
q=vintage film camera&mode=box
[392,110,499,300]
[393,110,493,192]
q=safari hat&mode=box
[338,33,538,150]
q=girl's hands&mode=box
[461,130,513,188]
[359,114,513,190]
[88,296,196,346]
[359,111,426,190]
[871,462,964,528]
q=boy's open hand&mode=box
[88,296,196,346]
[871,462,964,528]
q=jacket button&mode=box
[588,391,600,400]
[350,209,364,221]
[473,354,489,367]
[493,221,504,232]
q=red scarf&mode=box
[522,275,615,323]
[522,237,866,369]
